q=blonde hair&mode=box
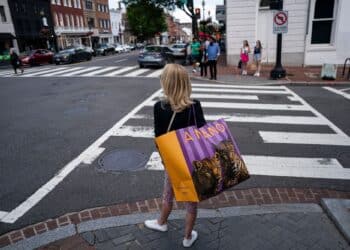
[160,64,193,112]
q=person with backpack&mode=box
[10,48,24,74]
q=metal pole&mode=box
[270,0,286,79]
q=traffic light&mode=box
[195,8,200,19]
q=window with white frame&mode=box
[59,13,64,26]
[65,14,70,26]
[57,0,61,5]
[76,15,80,27]
[51,0,56,4]
[70,14,74,26]
[0,6,6,22]
[54,12,59,26]
[311,0,336,44]
[80,16,84,26]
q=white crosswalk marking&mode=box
[259,131,350,146]
[123,68,150,77]
[42,67,84,76]
[144,152,350,179]
[323,87,350,100]
[146,69,163,78]
[191,93,259,100]
[20,67,68,77]
[81,66,119,76]
[104,66,138,76]
[61,66,102,76]
[192,87,289,94]
[192,83,286,90]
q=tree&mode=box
[126,1,167,41]
[123,0,198,37]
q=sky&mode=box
[108,0,224,23]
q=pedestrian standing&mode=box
[144,64,206,248]
[199,44,207,77]
[240,40,250,75]
[10,48,24,74]
[253,40,262,77]
[206,38,220,80]
[190,37,201,73]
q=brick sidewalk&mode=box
[1,187,349,248]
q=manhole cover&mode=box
[97,149,148,172]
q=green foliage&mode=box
[126,1,167,41]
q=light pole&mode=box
[202,0,205,21]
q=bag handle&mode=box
[191,104,198,127]
[167,111,176,132]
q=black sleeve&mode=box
[194,100,206,128]
[153,102,161,137]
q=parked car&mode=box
[53,47,92,64]
[95,44,115,56]
[138,45,173,68]
[20,49,54,66]
[121,44,131,52]
[113,44,124,53]
[127,44,136,50]
[169,43,187,58]
[136,43,144,49]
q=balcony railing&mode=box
[55,26,90,35]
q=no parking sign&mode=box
[273,11,288,34]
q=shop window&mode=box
[311,0,336,44]
[260,0,272,8]
[0,6,6,22]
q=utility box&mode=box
[321,64,337,80]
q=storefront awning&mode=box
[0,33,16,40]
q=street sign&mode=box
[273,11,288,34]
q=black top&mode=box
[154,99,206,137]
[10,52,19,66]
[254,46,261,54]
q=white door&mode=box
[257,9,276,64]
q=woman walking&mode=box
[144,64,206,248]
[240,40,250,75]
[253,40,262,77]
[199,43,207,77]
[10,48,24,74]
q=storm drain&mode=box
[97,149,148,172]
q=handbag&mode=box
[155,107,250,202]
[240,53,249,63]
[238,60,242,69]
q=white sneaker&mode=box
[242,70,247,75]
[192,69,197,73]
[254,72,258,76]
[144,219,168,232]
[256,72,260,77]
[183,230,198,248]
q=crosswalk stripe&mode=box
[0,211,8,220]
[259,131,350,146]
[146,69,163,78]
[20,67,68,77]
[191,93,259,100]
[243,155,350,179]
[192,88,289,94]
[80,66,119,76]
[41,67,84,76]
[204,114,327,125]
[104,66,138,76]
[145,101,308,111]
[145,152,350,179]
[192,83,286,90]
[323,87,350,100]
[130,113,326,125]
[112,126,154,138]
[123,68,150,77]
[61,66,102,76]
[1,67,52,76]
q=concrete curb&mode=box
[321,198,350,243]
[0,203,325,250]
[0,225,76,250]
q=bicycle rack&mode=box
[342,58,350,80]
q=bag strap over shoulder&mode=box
[167,112,176,132]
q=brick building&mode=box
[51,0,90,49]
[94,0,112,44]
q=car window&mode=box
[145,46,161,52]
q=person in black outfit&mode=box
[10,48,24,74]
[144,64,206,248]
[199,44,207,77]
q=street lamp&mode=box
[202,0,205,21]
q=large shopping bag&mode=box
[155,119,249,202]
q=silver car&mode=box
[170,43,187,58]
[138,45,173,68]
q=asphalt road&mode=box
[0,52,349,234]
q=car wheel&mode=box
[87,55,92,61]
[55,62,60,65]
[29,59,35,66]
[139,63,144,68]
